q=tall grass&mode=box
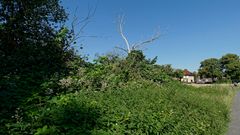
[19,81,234,135]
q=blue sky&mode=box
[62,0,240,71]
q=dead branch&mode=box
[116,15,160,54]
[132,32,160,50]
[118,15,131,53]
[115,46,128,53]
[69,5,97,45]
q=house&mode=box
[181,69,195,83]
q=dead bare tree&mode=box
[116,15,160,53]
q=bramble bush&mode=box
[1,51,233,135]
[57,50,171,92]
[5,80,232,135]
[0,0,235,134]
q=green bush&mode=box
[1,51,233,135]
[6,81,231,135]
[57,51,171,93]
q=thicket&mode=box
[1,50,233,135]
[0,0,76,133]
[3,80,232,135]
[0,0,234,134]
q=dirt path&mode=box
[227,91,240,135]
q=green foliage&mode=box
[0,0,76,133]
[1,44,233,134]
[0,0,72,80]
[220,54,240,82]
[198,58,223,80]
[158,64,174,77]
[5,81,231,135]
[56,51,171,92]
[173,69,184,80]
[199,53,240,82]
[220,54,239,66]
[0,1,235,135]
[224,61,240,82]
[34,126,57,135]
[215,78,232,84]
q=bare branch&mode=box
[132,32,160,50]
[116,15,160,53]
[69,5,97,45]
[118,15,131,53]
[115,46,128,53]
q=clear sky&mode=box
[62,0,240,71]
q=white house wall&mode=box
[181,76,195,83]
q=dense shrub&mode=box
[0,0,236,134]
[56,51,171,93]
[5,81,232,135]
[1,50,234,135]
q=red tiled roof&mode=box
[183,69,193,76]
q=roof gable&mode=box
[183,69,193,76]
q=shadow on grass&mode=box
[37,98,102,135]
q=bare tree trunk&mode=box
[118,15,131,53]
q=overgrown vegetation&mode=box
[0,49,234,134]
[3,76,234,134]
[0,0,236,134]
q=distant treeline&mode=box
[198,54,240,83]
